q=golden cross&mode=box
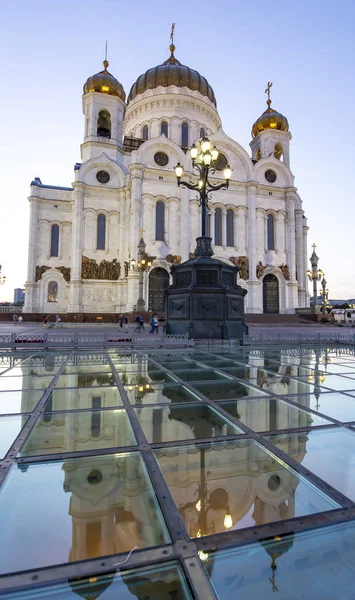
[312,243,317,252]
[139,228,145,235]
[170,23,175,45]
[105,41,107,62]
[265,81,273,101]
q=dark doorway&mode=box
[149,268,169,313]
[263,274,279,314]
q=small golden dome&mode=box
[127,44,216,106]
[252,87,289,138]
[83,60,126,101]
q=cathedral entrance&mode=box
[263,274,279,314]
[149,268,169,313]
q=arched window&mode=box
[97,110,111,138]
[97,214,106,250]
[161,121,168,137]
[156,201,165,241]
[215,208,222,246]
[50,224,59,257]
[142,125,148,140]
[226,209,234,247]
[256,148,261,161]
[267,214,275,250]
[48,281,58,302]
[274,143,283,160]
[91,397,101,437]
[200,127,206,138]
[181,122,189,148]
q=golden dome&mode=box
[252,88,289,138]
[83,60,126,101]
[127,44,216,106]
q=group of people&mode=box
[12,314,23,324]
[42,315,62,328]
[132,313,159,334]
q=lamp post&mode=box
[0,265,6,286]
[130,234,155,312]
[306,244,323,309]
[174,137,232,255]
[321,276,328,313]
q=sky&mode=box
[0,0,354,302]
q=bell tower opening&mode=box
[97,110,111,138]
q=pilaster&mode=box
[68,184,85,312]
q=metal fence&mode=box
[243,332,355,346]
[0,332,193,350]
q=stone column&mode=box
[276,211,286,255]
[221,208,226,248]
[256,209,265,257]
[23,198,39,312]
[68,184,85,312]
[247,182,261,313]
[303,217,310,306]
[180,187,190,262]
[169,117,180,145]
[129,165,144,258]
[168,199,179,254]
[190,121,200,144]
[285,189,298,312]
[295,210,306,306]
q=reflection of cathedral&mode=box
[24,31,310,316]
[17,349,319,570]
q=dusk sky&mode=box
[0,0,354,301]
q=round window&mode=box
[154,152,169,167]
[268,474,281,491]
[214,153,228,172]
[265,169,277,183]
[96,170,110,184]
[87,470,103,485]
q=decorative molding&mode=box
[81,256,120,280]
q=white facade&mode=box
[24,50,310,315]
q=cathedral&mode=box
[23,36,310,316]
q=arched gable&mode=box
[77,153,128,188]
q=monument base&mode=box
[165,237,248,340]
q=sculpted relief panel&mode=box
[81,256,120,280]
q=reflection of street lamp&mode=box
[306,243,323,309]
[308,349,325,410]
[174,137,232,252]
[130,233,155,312]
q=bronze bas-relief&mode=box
[230,256,249,280]
[56,266,71,283]
[166,254,182,264]
[35,266,50,282]
[81,256,120,280]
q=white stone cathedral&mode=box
[24,40,310,316]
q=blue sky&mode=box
[0,0,354,301]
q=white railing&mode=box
[0,332,193,349]
[0,306,23,313]
[243,332,355,346]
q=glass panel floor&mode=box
[1,346,355,599]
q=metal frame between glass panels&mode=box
[1,345,355,598]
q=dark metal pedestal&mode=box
[165,237,248,340]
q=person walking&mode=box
[43,315,49,328]
[149,314,155,334]
[153,314,159,335]
[139,314,145,332]
[12,314,18,324]
[134,314,141,332]
[124,316,129,332]
[54,315,62,328]
[119,315,124,329]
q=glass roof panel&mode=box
[0,452,169,574]
[266,427,355,501]
[134,403,243,443]
[155,439,339,539]
[0,415,28,458]
[20,409,136,457]
[0,390,43,415]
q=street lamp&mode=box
[0,265,6,286]
[320,276,328,313]
[131,235,155,312]
[306,244,323,309]
[174,137,232,249]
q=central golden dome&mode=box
[127,44,216,106]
